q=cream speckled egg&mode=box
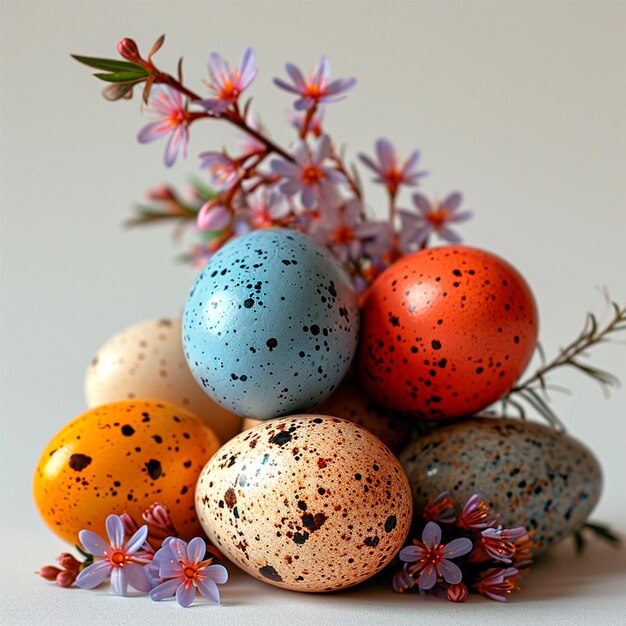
[195,415,412,592]
[241,376,411,452]
[85,318,242,443]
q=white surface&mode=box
[1,0,625,623]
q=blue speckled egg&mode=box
[399,418,602,554]
[182,229,359,419]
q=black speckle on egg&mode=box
[145,459,162,480]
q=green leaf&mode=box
[189,177,218,202]
[94,69,150,83]
[71,54,143,73]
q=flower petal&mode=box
[358,153,383,177]
[137,121,168,144]
[176,581,196,608]
[238,48,257,88]
[324,76,357,96]
[111,567,128,597]
[204,563,229,585]
[442,192,462,212]
[150,578,181,602]
[187,537,207,565]
[438,558,463,584]
[124,524,149,554]
[398,545,425,563]
[273,77,300,95]
[285,63,306,90]
[106,515,125,548]
[124,562,151,592]
[418,563,438,590]
[421,521,442,549]
[376,138,396,171]
[196,577,221,603]
[442,537,473,559]
[78,530,109,557]
[75,560,111,589]
[438,226,462,243]
[412,193,432,214]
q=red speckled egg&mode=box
[356,246,538,420]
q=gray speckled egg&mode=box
[399,417,602,554]
[195,415,413,592]
[183,229,359,420]
[84,318,242,443]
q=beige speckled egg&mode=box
[241,376,411,451]
[85,318,242,443]
[195,415,413,592]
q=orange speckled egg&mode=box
[196,415,413,592]
[33,399,221,546]
[356,246,538,420]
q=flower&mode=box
[476,526,527,564]
[75,514,152,596]
[270,135,345,210]
[274,57,356,111]
[288,106,325,137]
[392,564,416,593]
[199,151,240,190]
[202,48,257,114]
[358,139,427,196]
[398,192,472,251]
[512,530,535,569]
[422,491,457,525]
[149,537,228,607]
[399,521,473,590]
[137,87,191,167]
[473,567,520,602]
[241,187,291,229]
[457,493,497,531]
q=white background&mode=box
[1,1,625,623]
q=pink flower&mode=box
[137,87,191,167]
[199,151,240,190]
[473,567,520,602]
[399,521,473,590]
[76,514,152,596]
[270,135,345,210]
[197,201,232,232]
[149,537,228,607]
[477,526,527,564]
[399,192,472,251]
[274,57,356,111]
[447,582,468,602]
[457,494,497,531]
[241,187,291,229]
[201,48,257,114]
[359,139,427,196]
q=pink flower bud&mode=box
[56,569,77,587]
[117,38,141,62]
[147,185,176,201]
[58,553,81,571]
[39,565,62,581]
[143,502,176,534]
[447,582,468,602]
[120,511,140,536]
[197,202,231,232]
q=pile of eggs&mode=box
[34,228,602,592]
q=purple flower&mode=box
[287,106,325,137]
[274,57,356,111]
[241,187,292,229]
[137,87,191,167]
[199,151,239,190]
[422,491,457,525]
[478,526,527,564]
[358,139,427,196]
[399,521,472,590]
[473,567,520,602]
[201,48,257,114]
[398,192,472,251]
[457,494,497,531]
[270,135,345,210]
[149,537,228,607]
[75,514,152,596]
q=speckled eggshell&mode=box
[33,400,221,546]
[85,318,242,443]
[399,418,602,554]
[356,246,538,420]
[195,415,413,592]
[241,375,412,452]
[183,229,359,420]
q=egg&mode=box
[33,400,221,546]
[183,229,359,420]
[85,318,242,443]
[241,375,412,451]
[356,246,538,420]
[399,417,602,553]
[195,415,413,592]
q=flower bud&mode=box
[39,565,62,581]
[58,553,81,571]
[197,202,231,232]
[102,83,134,102]
[56,569,77,588]
[117,38,141,63]
[143,502,175,533]
[447,582,468,602]
[147,185,177,202]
